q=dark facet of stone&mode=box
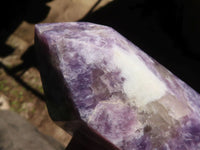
[35,22,200,150]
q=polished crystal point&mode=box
[35,22,200,150]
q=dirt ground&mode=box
[0,0,112,147]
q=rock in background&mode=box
[0,110,64,150]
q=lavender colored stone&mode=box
[35,22,200,150]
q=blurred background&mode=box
[0,0,200,149]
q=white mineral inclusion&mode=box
[112,45,167,107]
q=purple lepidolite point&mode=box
[35,22,200,150]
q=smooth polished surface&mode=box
[35,22,200,150]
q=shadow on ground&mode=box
[81,0,200,92]
[0,46,44,100]
[0,0,52,100]
[0,0,51,56]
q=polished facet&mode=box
[35,22,200,150]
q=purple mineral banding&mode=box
[35,22,200,150]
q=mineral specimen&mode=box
[35,22,200,150]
